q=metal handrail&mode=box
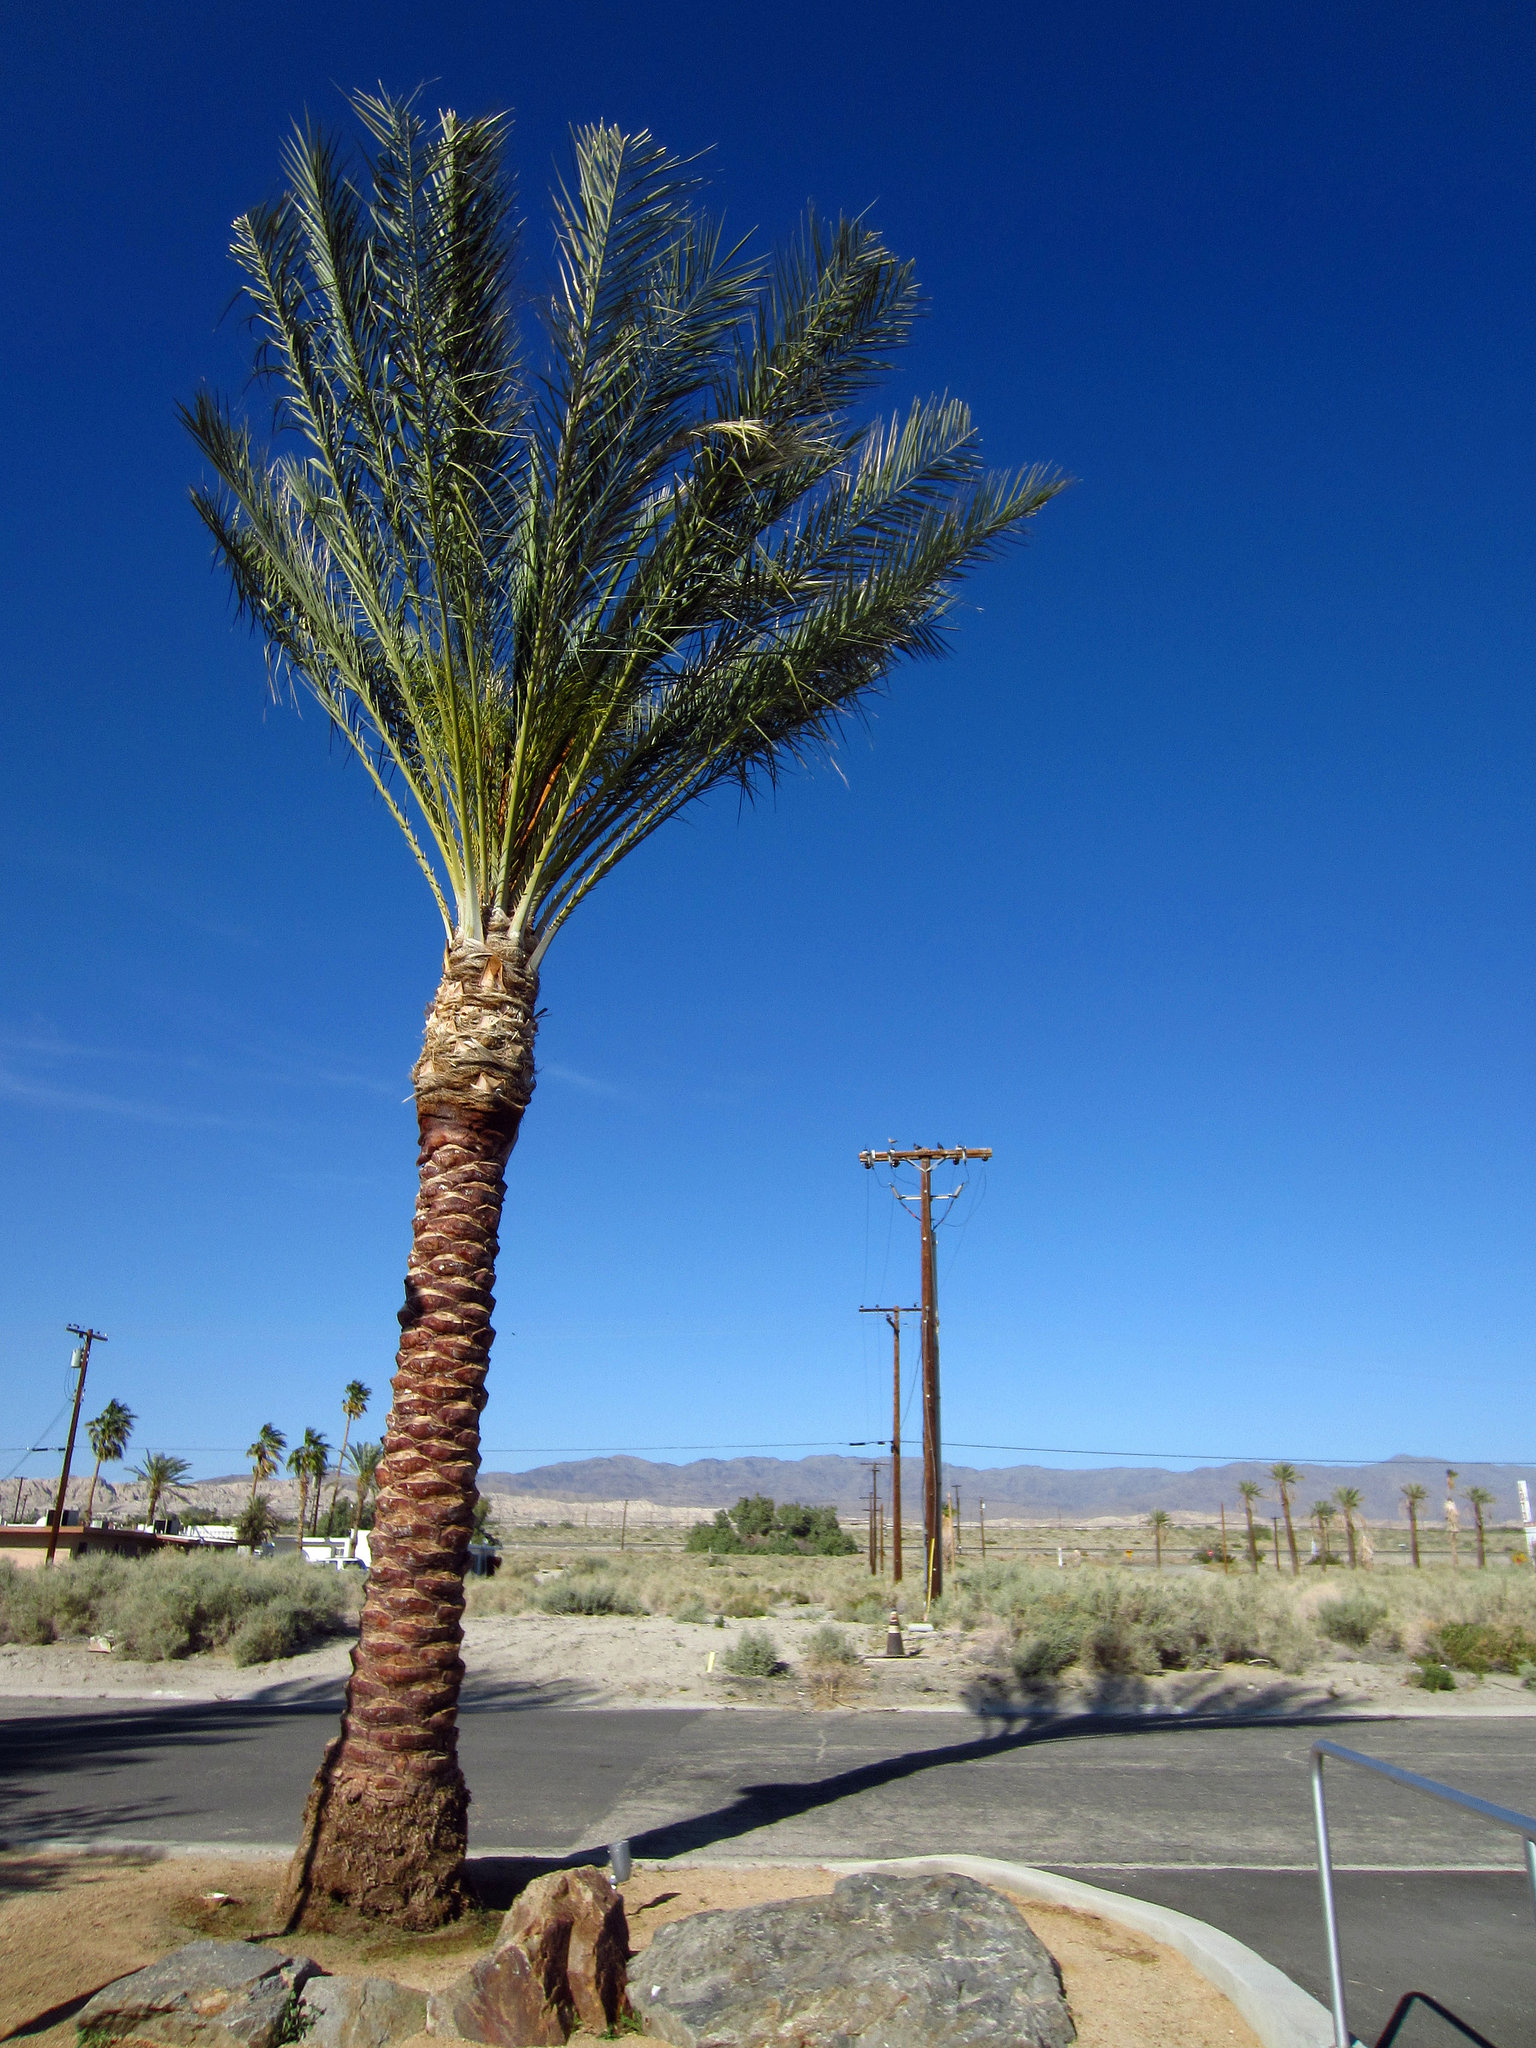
[1311,1738,1536,2048]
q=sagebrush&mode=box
[0,1555,355,1664]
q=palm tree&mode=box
[1149,1508,1172,1569]
[83,1400,136,1526]
[1270,1464,1302,1577]
[1402,1482,1427,1568]
[1333,1486,1362,1569]
[134,1453,191,1528]
[346,1441,382,1558]
[248,1424,287,1506]
[1466,1485,1494,1569]
[287,1430,324,1537]
[237,1494,280,1549]
[302,1431,332,1536]
[1311,1501,1336,1567]
[327,1382,372,1527]
[1237,1480,1264,1573]
[185,93,1060,1929]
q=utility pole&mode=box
[867,1464,880,1576]
[859,1146,990,1602]
[979,1497,987,1562]
[46,1326,106,1566]
[859,1304,917,1585]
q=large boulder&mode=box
[75,1940,317,2048]
[427,1944,565,2047]
[637,1871,1076,2048]
[427,1865,629,2045]
[298,1976,427,2048]
[498,1867,629,2036]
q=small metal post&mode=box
[1310,1749,1350,2048]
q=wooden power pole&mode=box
[859,1303,917,1584]
[859,1145,991,1601]
[46,1326,106,1566]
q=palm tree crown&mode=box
[184,93,1062,970]
[84,1400,137,1526]
[135,1452,191,1527]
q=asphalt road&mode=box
[5,1692,1535,2045]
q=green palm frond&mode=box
[186,92,1064,963]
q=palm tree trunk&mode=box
[1409,1506,1420,1567]
[329,1420,352,1528]
[1281,1496,1299,1576]
[1475,1510,1486,1568]
[1344,1515,1356,1568]
[278,929,536,1930]
[85,1455,103,1528]
[296,1474,309,1539]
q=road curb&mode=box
[824,1853,1334,2048]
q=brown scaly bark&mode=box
[277,917,537,1929]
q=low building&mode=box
[0,1523,165,1569]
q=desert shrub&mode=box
[722,1627,783,1677]
[831,1589,888,1624]
[670,1594,709,1624]
[718,1586,767,1618]
[1428,1620,1536,1675]
[936,1564,1313,1677]
[1316,1592,1388,1649]
[686,1497,856,1557]
[0,1554,353,1663]
[534,1575,642,1616]
[111,1557,352,1662]
[1012,1619,1083,1688]
[803,1623,859,1667]
[1415,1659,1456,1691]
[230,1587,346,1667]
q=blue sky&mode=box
[3,1,1534,1489]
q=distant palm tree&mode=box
[83,1400,136,1526]
[346,1441,382,1557]
[236,1494,280,1549]
[1311,1501,1337,1567]
[1149,1508,1172,1569]
[1270,1465,1302,1577]
[1402,1482,1427,1568]
[301,1431,332,1536]
[1465,1485,1494,1569]
[248,1424,287,1506]
[134,1452,191,1528]
[327,1381,372,1527]
[287,1431,322,1536]
[1334,1486,1363,1569]
[186,90,1062,1929]
[1237,1481,1264,1573]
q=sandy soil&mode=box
[0,1852,1261,2048]
[4,1609,1532,1718]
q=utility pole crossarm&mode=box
[859,1147,992,1168]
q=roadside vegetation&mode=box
[0,1554,357,1665]
[462,1506,1536,1698]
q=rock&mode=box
[497,1867,630,2035]
[637,1871,1076,2048]
[428,1865,630,2046]
[76,1940,317,2048]
[298,1977,427,2048]
[427,1944,565,2047]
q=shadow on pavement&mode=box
[1377,1990,1500,2048]
[575,1692,1364,1864]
